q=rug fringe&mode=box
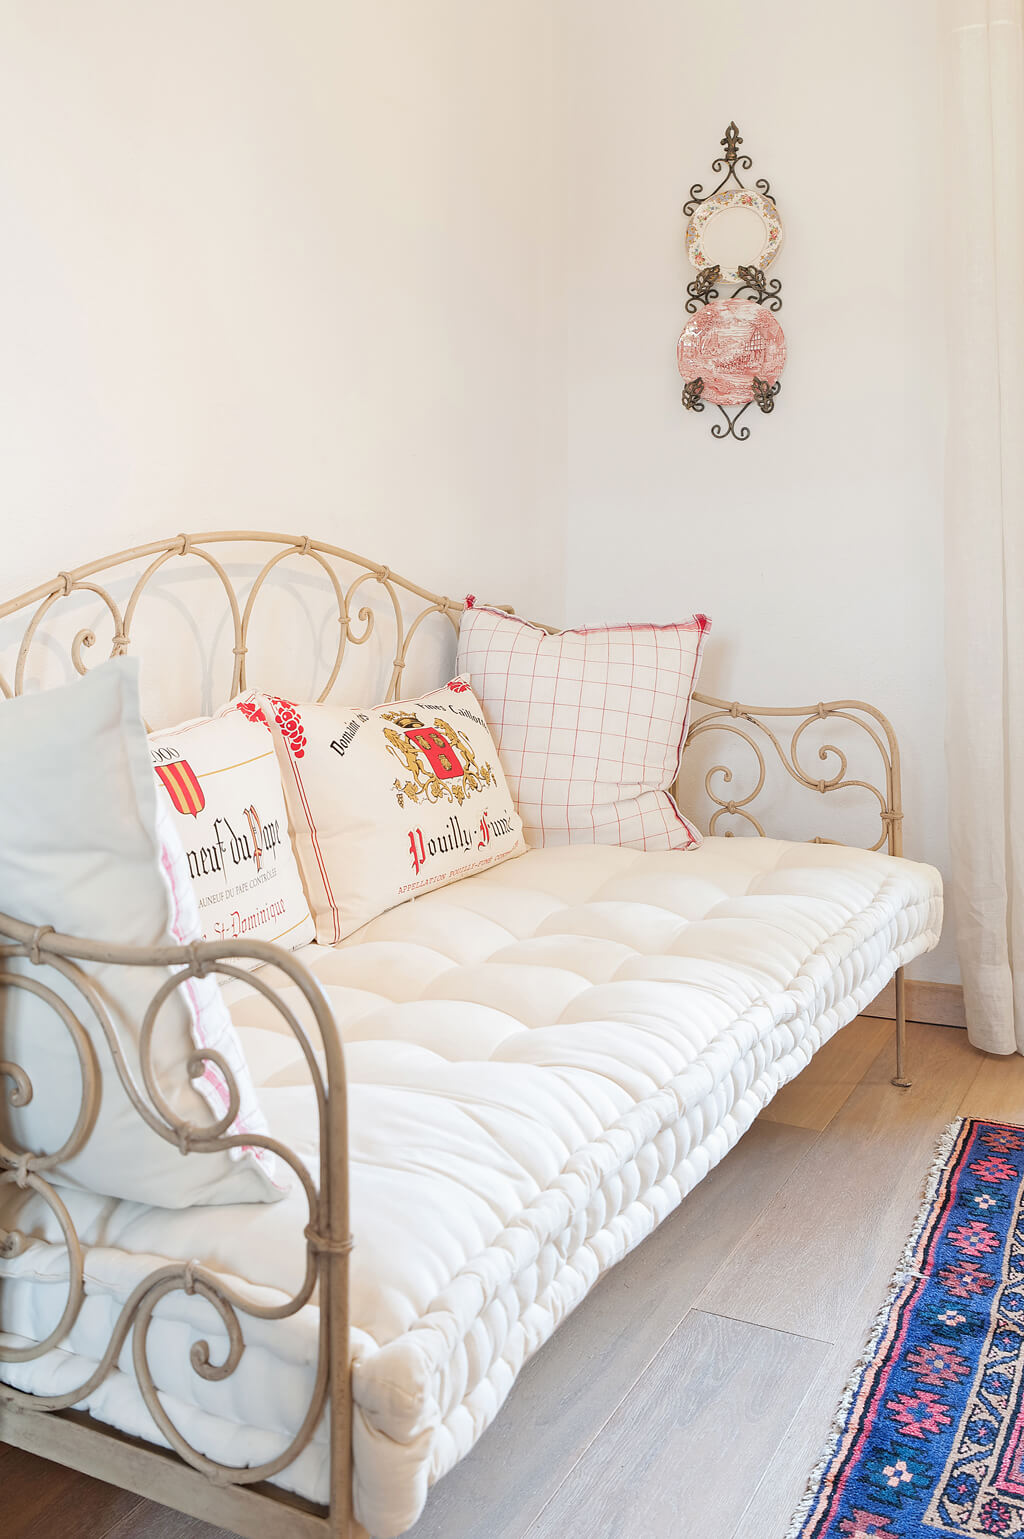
[782,1118,965,1539]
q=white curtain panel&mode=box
[946,0,1024,1052]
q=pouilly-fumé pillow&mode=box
[255,679,527,944]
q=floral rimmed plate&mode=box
[686,188,782,284]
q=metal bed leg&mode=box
[891,966,912,1089]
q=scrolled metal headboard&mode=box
[0,530,465,711]
[0,526,904,858]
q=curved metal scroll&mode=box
[501,614,904,858]
[0,917,352,1522]
[682,692,904,856]
[682,120,775,216]
[0,531,464,711]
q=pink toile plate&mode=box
[676,297,786,407]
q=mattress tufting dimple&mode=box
[0,838,942,1538]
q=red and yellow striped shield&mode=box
[155,759,206,817]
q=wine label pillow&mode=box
[149,702,314,955]
[0,659,284,1207]
[256,680,527,944]
[457,604,711,850]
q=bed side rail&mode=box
[0,919,353,1538]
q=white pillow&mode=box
[258,679,527,944]
[0,659,284,1207]
[148,701,314,955]
[456,604,711,850]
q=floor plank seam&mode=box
[690,1307,835,1349]
[96,1498,149,1539]
[512,1342,660,1539]
[514,1121,829,1533]
[762,1066,879,1136]
[725,1344,843,1539]
[755,1115,821,1133]
[953,1050,999,1116]
[678,1127,825,1324]
[518,1305,736,1539]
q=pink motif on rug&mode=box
[676,297,787,406]
[788,1118,1024,1538]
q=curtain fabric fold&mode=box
[946,0,1024,1052]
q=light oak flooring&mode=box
[5,1019,1023,1539]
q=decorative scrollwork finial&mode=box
[751,378,781,414]
[681,378,705,412]
[684,121,755,213]
[685,265,721,312]
[734,266,783,311]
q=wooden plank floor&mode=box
[4,1019,1022,1539]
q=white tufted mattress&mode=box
[0,839,942,1537]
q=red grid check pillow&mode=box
[456,604,711,851]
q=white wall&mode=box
[562,0,954,980]
[0,1,565,620]
[0,3,954,978]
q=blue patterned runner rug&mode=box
[789,1118,1024,1538]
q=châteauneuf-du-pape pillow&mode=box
[0,658,285,1207]
[255,679,526,943]
[148,701,315,957]
[456,603,711,850]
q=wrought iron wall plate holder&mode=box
[679,123,784,442]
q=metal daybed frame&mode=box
[0,532,908,1539]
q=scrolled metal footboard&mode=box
[683,692,903,857]
[682,691,909,1088]
[0,918,354,1539]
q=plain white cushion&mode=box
[0,659,284,1207]
[456,604,710,850]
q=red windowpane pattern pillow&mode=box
[456,603,711,851]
